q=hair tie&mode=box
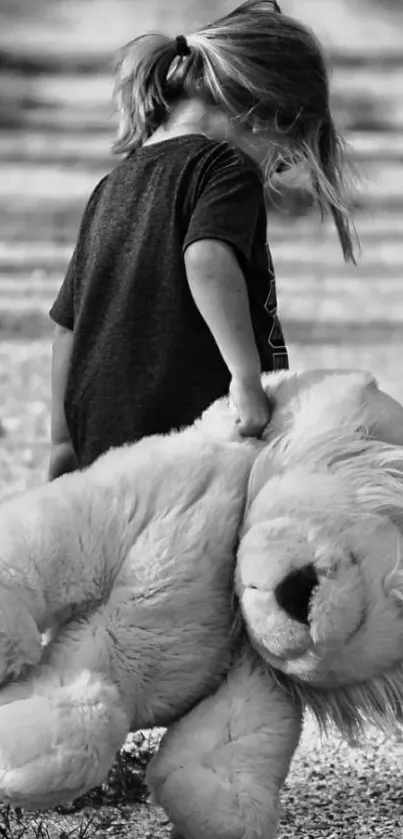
[175,35,191,57]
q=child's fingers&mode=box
[236,415,269,438]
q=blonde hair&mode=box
[113,0,356,262]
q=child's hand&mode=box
[48,442,78,481]
[230,375,272,438]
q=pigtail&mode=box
[112,2,358,263]
[112,34,182,154]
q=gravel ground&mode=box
[128,719,403,839]
[278,716,403,839]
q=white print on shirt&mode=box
[263,244,288,363]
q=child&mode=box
[48,0,356,479]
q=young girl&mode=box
[48,0,356,479]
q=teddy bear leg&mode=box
[0,610,135,809]
[0,665,131,809]
[147,645,302,839]
[0,662,132,809]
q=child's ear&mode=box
[0,596,43,684]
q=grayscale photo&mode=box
[0,1,402,837]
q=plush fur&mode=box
[0,369,402,839]
[237,370,403,739]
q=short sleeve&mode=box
[49,252,76,330]
[49,174,109,331]
[183,144,264,262]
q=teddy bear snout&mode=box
[274,564,319,626]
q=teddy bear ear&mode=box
[383,552,403,608]
[363,379,403,447]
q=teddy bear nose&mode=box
[274,564,319,625]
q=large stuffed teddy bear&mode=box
[0,369,402,839]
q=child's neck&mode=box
[144,99,226,146]
[143,98,268,168]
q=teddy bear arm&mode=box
[147,645,302,839]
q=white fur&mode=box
[0,369,402,839]
[0,668,129,808]
[147,646,302,839]
[0,417,268,818]
[237,370,403,738]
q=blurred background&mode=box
[0,0,403,495]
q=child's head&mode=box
[113,0,356,261]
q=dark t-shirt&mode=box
[50,135,288,467]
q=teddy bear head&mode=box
[236,428,403,733]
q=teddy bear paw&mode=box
[0,667,130,808]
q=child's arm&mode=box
[48,325,78,480]
[184,238,271,437]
